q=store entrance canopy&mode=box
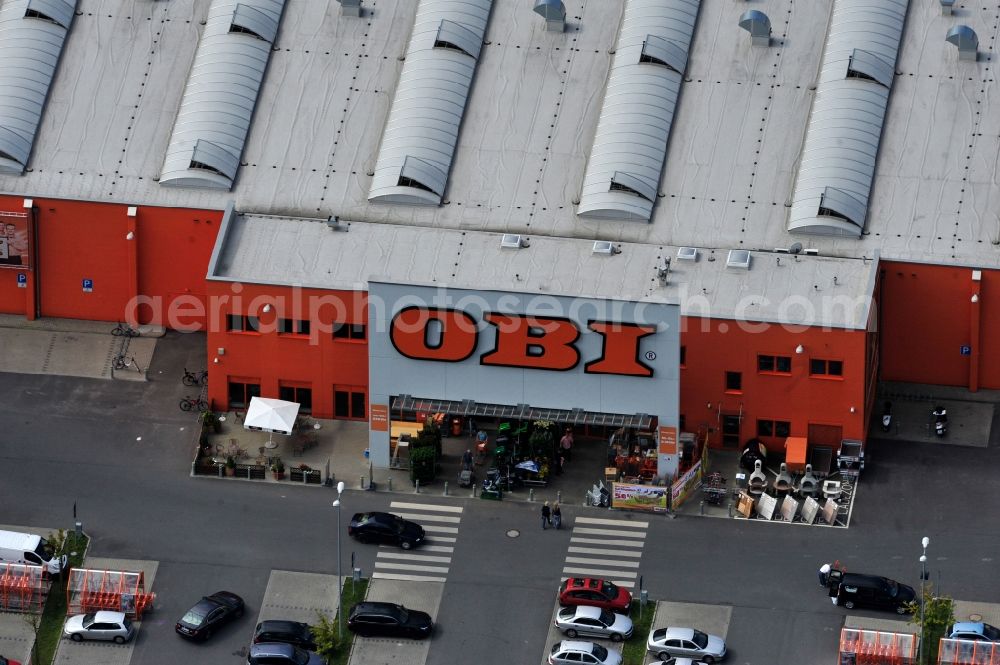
[391,394,653,429]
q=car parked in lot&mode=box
[175,591,245,641]
[348,512,425,550]
[0,656,22,665]
[555,605,633,642]
[347,601,433,638]
[548,640,622,665]
[63,611,135,643]
[558,578,632,613]
[655,659,710,665]
[948,621,1000,642]
[253,620,317,651]
[646,626,727,663]
[247,642,324,665]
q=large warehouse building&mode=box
[0,0,996,472]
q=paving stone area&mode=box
[348,578,444,665]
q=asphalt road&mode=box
[1,332,999,665]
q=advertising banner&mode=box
[0,212,30,269]
[369,404,389,432]
[611,482,668,513]
[671,459,703,507]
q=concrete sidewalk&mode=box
[0,315,163,382]
[872,381,998,448]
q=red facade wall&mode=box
[204,281,369,419]
[879,262,999,390]
[678,317,868,453]
[0,196,220,325]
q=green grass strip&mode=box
[35,531,89,665]
[329,577,369,665]
[622,599,656,665]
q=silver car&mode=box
[548,640,622,665]
[555,605,634,641]
[64,611,135,644]
[646,626,726,663]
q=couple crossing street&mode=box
[541,501,562,529]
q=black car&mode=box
[347,602,433,638]
[175,591,245,640]
[348,512,425,549]
[829,572,915,614]
[253,620,317,651]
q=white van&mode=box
[0,529,67,575]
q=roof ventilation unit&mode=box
[739,10,771,47]
[940,0,954,15]
[501,234,528,249]
[946,25,978,61]
[727,250,752,270]
[533,0,565,33]
[803,248,819,256]
[677,246,699,261]
[337,0,362,17]
[592,241,620,255]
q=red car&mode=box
[558,578,632,612]
[0,656,23,665]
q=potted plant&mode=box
[271,458,285,480]
[200,410,222,434]
[225,455,236,477]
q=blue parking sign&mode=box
[16,273,26,288]
[82,278,93,293]
[960,345,971,356]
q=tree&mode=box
[906,586,954,665]
[409,445,437,485]
[311,611,344,661]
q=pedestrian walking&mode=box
[560,428,574,462]
[541,501,551,529]
[552,503,562,530]
[462,448,474,470]
[818,562,831,588]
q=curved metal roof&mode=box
[577,0,701,222]
[0,0,76,176]
[159,0,286,190]
[787,0,909,237]
[368,0,493,206]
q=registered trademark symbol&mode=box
[645,351,656,361]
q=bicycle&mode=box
[179,395,209,412]
[111,322,140,337]
[112,354,129,370]
[182,368,209,387]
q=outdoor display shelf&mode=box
[939,638,1000,665]
[66,568,155,619]
[0,562,47,613]
[838,627,917,665]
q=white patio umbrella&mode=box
[244,397,301,449]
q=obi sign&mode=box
[389,307,656,377]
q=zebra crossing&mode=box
[563,516,648,588]
[371,501,462,583]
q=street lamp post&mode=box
[919,536,929,664]
[333,481,346,639]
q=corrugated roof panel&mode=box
[0,0,75,175]
[577,0,701,222]
[159,0,286,190]
[368,0,493,206]
[787,0,909,237]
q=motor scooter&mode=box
[932,406,948,437]
[881,401,892,432]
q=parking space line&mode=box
[574,517,649,528]
[564,556,640,568]
[569,536,646,547]
[377,552,452,563]
[375,562,450,574]
[393,512,463,523]
[390,502,463,513]
[572,527,647,538]
[562,566,638,579]
[372,572,448,583]
[567,546,642,557]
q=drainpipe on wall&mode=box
[126,206,139,322]
[24,199,38,321]
[969,276,982,392]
